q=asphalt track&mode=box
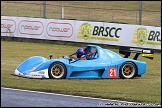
[1,87,160,107]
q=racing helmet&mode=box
[76,48,85,58]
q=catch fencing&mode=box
[1,1,161,27]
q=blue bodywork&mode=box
[15,45,146,79]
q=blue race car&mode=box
[13,44,154,79]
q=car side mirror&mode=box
[69,58,72,64]
[49,54,52,59]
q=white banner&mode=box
[75,21,161,49]
[44,19,75,41]
[1,16,17,37]
[17,17,45,39]
[1,16,161,50]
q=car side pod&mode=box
[119,46,154,60]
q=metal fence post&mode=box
[43,1,46,18]
[61,5,64,19]
[160,16,161,26]
[139,1,142,25]
[88,8,90,20]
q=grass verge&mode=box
[1,40,161,103]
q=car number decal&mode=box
[108,67,117,78]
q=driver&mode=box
[76,48,86,60]
[84,46,96,60]
[76,47,96,60]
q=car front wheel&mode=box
[48,62,67,79]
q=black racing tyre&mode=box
[48,62,67,79]
[119,62,137,79]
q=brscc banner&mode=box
[75,21,161,50]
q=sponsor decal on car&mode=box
[29,66,38,72]
[38,71,45,74]
[31,74,44,77]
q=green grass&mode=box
[1,40,161,103]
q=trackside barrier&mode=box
[1,16,161,50]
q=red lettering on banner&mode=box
[1,19,16,34]
[24,25,40,30]
[47,22,73,38]
[18,20,44,36]
[52,28,70,32]
[1,24,13,29]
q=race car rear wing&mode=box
[119,47,154,60]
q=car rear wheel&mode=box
[120,62,137,79]
[48,62,67,79]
